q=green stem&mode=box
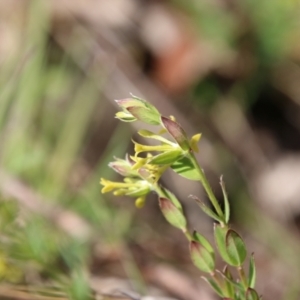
[188,152,224,221]
[153,183,169,199]
[183,228,193,241]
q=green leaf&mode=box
[214,224,231,264]
[171,156,201,180]
[202,276,224,297]
[214,225,247,267]
[190,195,224,223]
[127,106,161,125]
[149,150,183,165]
[217,269,245,292]
[159,197,186,230]
[223,266,235,298]
[246,288,260,300]
[161,116,190,150]
[192,230,214,255]
[130,94,160,115]
[225,230,247,267]
[160,187,182,210]
[190,241,215,273]
[220,175,230,224]
[138,129,174,145]
[248,253,256,289]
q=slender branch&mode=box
[188,152,224,221]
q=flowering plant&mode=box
[100,95,259,300]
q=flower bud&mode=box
[161,116,190,151]
[190,240,215,273]
[159,197,186,230]
[127,106,161,125]
[108,158,137,177]
[115,96,161,125]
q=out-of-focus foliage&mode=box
[1,0,300,299]
[0,1,133,299]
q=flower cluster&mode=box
[100,95,202,207]
[100,154,166,207]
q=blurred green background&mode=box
[1,0,300,299]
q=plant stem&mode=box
[188,152,224,221]
[154,183,169,199]
[183,228,193,241]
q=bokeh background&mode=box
[1,0,300,299]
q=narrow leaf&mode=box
[246,288,260,300]
[220,175,230,224]
[149,150,183,165]
[130,94,160,115]
[217,269,245,292]
[223,266,235,298]
[201,276,224,297]
[160,187,182,210]
[171,156,201,180]
[190,195,224,223]
[138,129,174,145]
[214,224,231,264]
[192,230,214,255]
[248,253,256,288]
[190,241,215,273]
[127,106,161,125]
[226,230,247,266]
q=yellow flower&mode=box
[100,178,134,193]
[189,133,202,153]
[130,155,151,170]
[133,141,175,156]
[135,196,146,208]
[100,177,151,199]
